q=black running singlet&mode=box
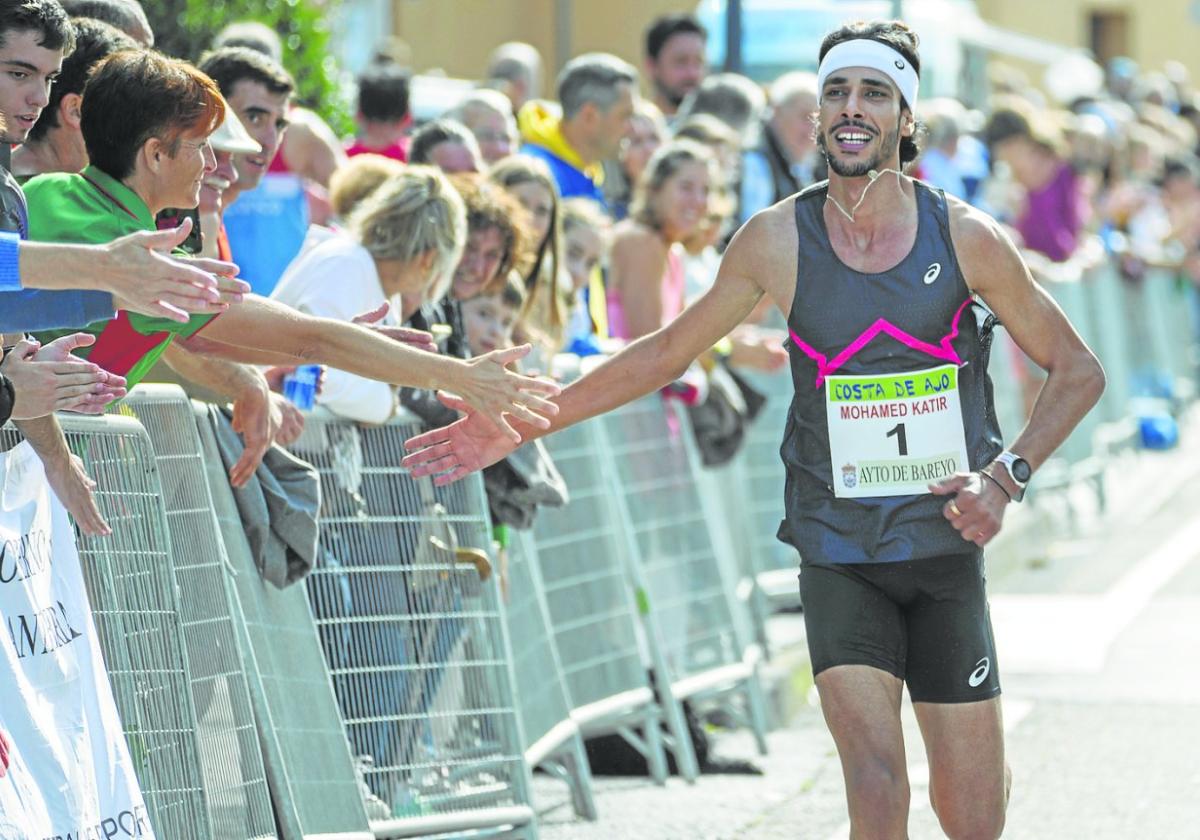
[778,180,1003,564]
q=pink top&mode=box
[345,139,409,163]
[607,246,686,340]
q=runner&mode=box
[402,20,1106,839]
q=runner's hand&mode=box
[929,471,1008,547]
[104,218,249,323]
[352,301,438,353]
[45,452,111,537]
[402,392,521,485]
[451,345,561,442]
[3,335,126,419]
[229,380,278,487]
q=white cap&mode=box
[209,104,261,154]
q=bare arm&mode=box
[17,221,248,322]
[402,212,778,482]
[180,294,560,439]
[930,201,1106,547]
[953,203,1106,472]
[13,414,109,536]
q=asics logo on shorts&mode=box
[968,657,991,687]
[923,262,942,285]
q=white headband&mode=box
[816,39,919,110]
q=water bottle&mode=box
[282,364,320,410]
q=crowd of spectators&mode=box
[3,0,1198,817]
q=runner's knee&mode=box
[934,795,1007,840]
[844,758,910,813]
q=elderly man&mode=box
[449,89,517,165]
[27,50,559,440]
[740,71,821,222]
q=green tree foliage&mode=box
[143,0,353,136]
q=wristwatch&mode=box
[993,450,1032,502]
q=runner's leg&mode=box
[817,665,910,839]
[914,697,1009,840]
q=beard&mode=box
[817,125,901,177]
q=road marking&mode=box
[991,516,1200,674]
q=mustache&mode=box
[829,120,878,135]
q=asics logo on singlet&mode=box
[968,657,991,687]
[923,263,942,285]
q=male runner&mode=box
[403,20,1105,840]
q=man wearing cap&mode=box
[402,20,1106,839]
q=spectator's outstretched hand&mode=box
[104,218,249,323]
[229,381,279,487]
[402,392,521,485]
[3,335,126,418]
[45,451,110,537]
[453,344,561,442]
[352,301,439,353]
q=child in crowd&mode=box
[461,271,567,597]
[560,198,613,356]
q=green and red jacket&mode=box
[27,165,217,387]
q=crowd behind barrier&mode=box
[2,247,1194,836]
[4,5,1200,839]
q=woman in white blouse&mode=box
[272,165,466,423]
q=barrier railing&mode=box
[293,412,537,840]
[534,415,678,781]
[505,529,597,820]
[594,396,769,756]
[116,387,277,839]
[191,402,375,839]
[0,414,211,839]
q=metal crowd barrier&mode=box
[534,416,678,782]
[191,403,375,839]
[505,529,597,820]
[293,411,537,840]
[593,396,769,757]
[116,386,276,839]
[0,414,211,839]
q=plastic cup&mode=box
[283,364,321,410]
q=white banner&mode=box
[0,442,155,840]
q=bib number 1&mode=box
[826,364,970,498]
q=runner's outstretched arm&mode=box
[180,294,561,441]
[402,212,777,484]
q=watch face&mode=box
[1011,458,1032,483]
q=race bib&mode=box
[826,364,970,498]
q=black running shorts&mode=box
[798,554,1001,704]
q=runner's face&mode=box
[0,29,63,145]
[159,133,216,211]
[226,80,289,191]
[817,67,906,178]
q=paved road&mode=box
[538,431,1200,839]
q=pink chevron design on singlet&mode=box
[789,296,975,388]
